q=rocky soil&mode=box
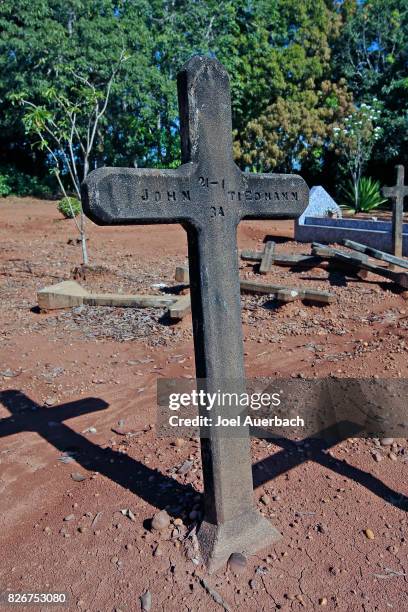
[0,198,407,611]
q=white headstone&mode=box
[298,186,341,224]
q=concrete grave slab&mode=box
[38,281,177,311]
[38,280,88,310]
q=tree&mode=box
[332,101,382,211]
[1,0,406,198]
[14,51,127,263]
[332,0,408,173]
[0,1,155,174]
[235,80,352,173]
[233,0,352,175]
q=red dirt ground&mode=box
[0,198,407,611]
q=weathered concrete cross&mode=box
[382,165,408,257]
[82,55,308,571]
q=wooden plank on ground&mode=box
[259,241,275,274]
[38,280,178,310]
[241,280,296,295]
[168,293,191,320]
[240,279,334,304]
[271,254,325,267]
[332,255,408,289]
[342,239,408,270]
[275,289,299,303]
[171,274,334,308]
[241,250,324,268]
[240,249,262,261]
[311,243,369,264]
[175,265,190,283]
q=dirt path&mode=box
[0,198,407,611]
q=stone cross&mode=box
[382,165,408,258]
[82,56,308,571]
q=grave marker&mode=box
[82,55,308,571]
[342,239,408,270]
[259,240,275,274]
[382,165,408,258]
[37,280,177,311]
[297,185,342,225]
[312,243,408,288]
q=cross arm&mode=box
[239,172,308,220]
[382,165,408,201]
[383,186,408,199]
[82,165,195,225]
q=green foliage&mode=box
[232,0,346,170]
[333,0,408,170]
[0,166,52,198]
[0,0,346,175]
[0,0,406,197]
[236,81,353,173]
[342,177,387,213]
[0,174,11,197]
[58,197,82,219]
[12,171,52,198]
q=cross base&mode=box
[198,509,281,573]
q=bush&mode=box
[13,172,52,198]
[0,174,12,197]
[342,177,387,213]
[0,165,53,198]
[58,196,82,218]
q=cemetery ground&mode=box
[1,197,408,611]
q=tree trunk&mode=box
[80,211,89,265]
[354,178,359,212]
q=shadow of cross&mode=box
[252,424,408,512]
[82,55,309,572]
[0,390,108,439]
[0,390,196,512]
[382,165,408,258]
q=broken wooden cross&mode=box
[239,279,333,304]
[311,243,368,264]
[259,240,275,274]
[342,239,408,270]
[82,56,309,571]
[173,265,333,316]
[241,243,374,281]
[241,247,324,269]
[311,242,370,280]
[382,165,408,258]
[312,243,408,288]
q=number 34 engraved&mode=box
[209,206,225,218]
